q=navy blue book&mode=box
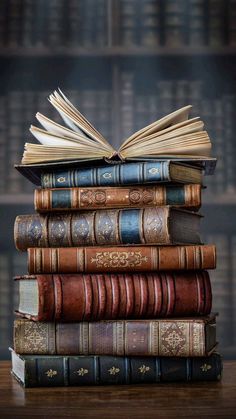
[15,90,216,185]
[11,350,222,387]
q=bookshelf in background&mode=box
[0,0,236,360]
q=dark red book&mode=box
[15,271,212,322]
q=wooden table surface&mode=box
[1,360,236,418]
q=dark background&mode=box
[0,0,236,360]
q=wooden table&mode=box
[0,361,236,418]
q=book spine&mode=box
[14,353,222,387]
[14,311,214,356]
[27,244,216,274]
[15,271,212,322]
[34,184,201,212]
[14,207,175,250]
[41,161,171,188]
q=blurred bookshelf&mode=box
[0,0,236,360]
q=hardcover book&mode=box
[14,271,212,321]
[10,350,222,387]
[21,89,212,164]
[15,157,216,186]
[13,315,216,357]
[34,184,202,212]
[27,244,216,274]
[15,89,216,184]
[14,207,202,251]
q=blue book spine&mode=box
[41,161,171,188]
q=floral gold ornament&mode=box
[45,369,57,378]
[91,251,148,268]
[108,366,120,375]
[139,365,150,374]
[200,364,212,372]
[76,368,89,376]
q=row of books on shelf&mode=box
[1,233,235,360]
[0,0,236,49]
[1,82,235,195]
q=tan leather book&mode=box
[34,184,201,212]
[14,207,202,251]
[14,271,212,322]
[27,244,216,274]
[13,315,217,357]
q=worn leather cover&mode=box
[14,157,216,187]
[15,271,212,321]
[14,207,201,251]
[34,184,201,212]
[13,314,216,357]
[10,350,222,387]
[27,244,216,274]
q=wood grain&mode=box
[0,361,236,418]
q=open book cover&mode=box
[15,89,216,182]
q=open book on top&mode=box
[22,89,212,165]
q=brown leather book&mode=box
[27,244,216,274]
[14,207,202,251]
[15,271,212,321]
[13,315,217,357]
[34,184,201,212]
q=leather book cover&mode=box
[15,271,212,321]
[34,184,201,212]
[13,314,216,357]
[10,350,222,387]
[27,244,216,274]
[14,207,202,251]
[14,157,216,187]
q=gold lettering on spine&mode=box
[116,321,124,355]
[192,322,204,356]
[149,321,159,355]
[80,323,89,354]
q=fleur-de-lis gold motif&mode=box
[108,366,120,375]
[200,363,212,372]
[139,365,150,374]
[45,369,57,378]
[76,368,89,376]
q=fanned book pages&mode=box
[22,89,213,164]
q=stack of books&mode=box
[11,90,222,387]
